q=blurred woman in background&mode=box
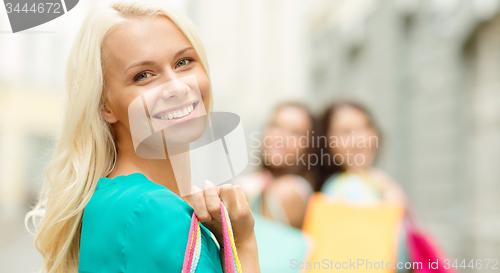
[316,100,407,204]
[238,102,317,229]
[235,102,317,272]
[316,100,410,270]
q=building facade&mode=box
[310,0,500,268]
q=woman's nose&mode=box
[160,79,190,100]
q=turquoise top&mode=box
[321,173,381,202]
[78,173,223,273]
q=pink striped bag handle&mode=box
[182,201,242,273]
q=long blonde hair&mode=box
[25,1,211,272]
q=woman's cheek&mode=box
[203,93,210,111]
[370,137,378,149]
[200,85,210,110]
[194,69,210,107]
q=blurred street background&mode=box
[1,0,500,272]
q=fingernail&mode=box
[191,185,201,194]
[203,180,214,188]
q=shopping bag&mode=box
[302,193,404,273]
[406,220,456,273]
[182,201,241,273]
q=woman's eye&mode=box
[134,72,152,82]
[175,58,193,68]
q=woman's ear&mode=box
[101,101,119,123]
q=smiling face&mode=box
[327,106,378,171]
[101,15,210,149]
[263,105,313,171]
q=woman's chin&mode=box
[162,118,207,146]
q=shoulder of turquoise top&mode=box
[144,188,193,214]
[96,173,167,199]
[122,188,194,272]
[97,172,163,189]
[123,188,191,227]
[85,174,177,225]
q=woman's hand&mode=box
[191,180,260,273]
[191,180,256,247]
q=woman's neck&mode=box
[109,145,180,195]
[109,124,195,205]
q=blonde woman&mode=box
[26,0,260,272]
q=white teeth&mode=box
[157,103,196,120]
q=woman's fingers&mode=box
[203,180,221,219]
[232,185,252,221]
[193,182,253,231]
[220,185,252,221]
[195,183,255,249]
[219,184,238,211]
[219,184,255,246]
[234,185,247,204]
[191,185,212,222]
[191,180,223,223]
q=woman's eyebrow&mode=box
[173,47,194,59]
[123,60,156,75]
[123,47,195,76]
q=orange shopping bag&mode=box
[301,193,404,273]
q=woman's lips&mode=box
[153,101,198,119]
[151,101,200,125]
